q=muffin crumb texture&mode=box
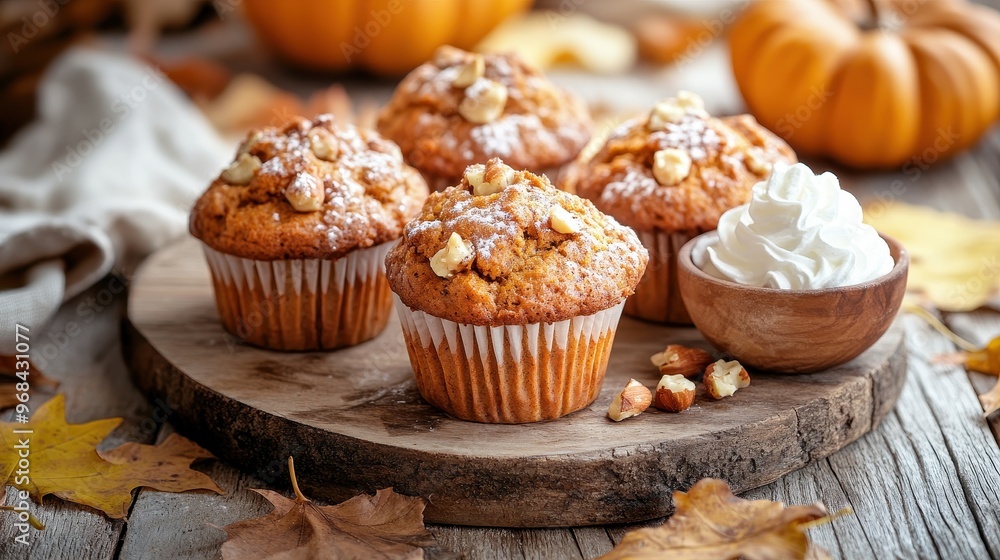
[377,46,592,181]
[190,115,428,260]
[575,92,796,233]
[386,159,649,325]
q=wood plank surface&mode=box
[116,427,272,560]
[124,237,906,528]
[0,276,148,560]
[830,315,995,559]
[2,19,999,560]
[2,132,998,560]
[949,311,1000,446]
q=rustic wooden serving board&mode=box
[124,238,907,528]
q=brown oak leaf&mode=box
[599,479,833,560]
[219,457,434,560]
[0,394,223,518]
[0,355,59,411]
[981,377,1000,417]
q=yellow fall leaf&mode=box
[598,479,833,560]
[864,203,1000,312]
[931,336,1000,376]
[967,337,1000,376]
[0,394,223,518]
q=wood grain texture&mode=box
[4,28,998,559]
[123,237,906,528]
[743,459,877,559]
[819,314,1000,559]
[948,311,1000,445]
[0,278,152,560]
[116,426,272,560]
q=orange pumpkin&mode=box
[241,0,532,76]
[729,0,1000,169]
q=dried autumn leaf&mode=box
[0,394,223,518]
[0,355,60,411]
[219,457,434,560]
[199,74,305,136]
[934,336,1000,376]
[148,56,232,101]
[864,203,1000,311]
[598,478,832,560]
[981,377,1000,417]
[966,337,1000,375]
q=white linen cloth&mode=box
[0,47,231,349]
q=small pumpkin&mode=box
[241,0,532,76]
[729,0,1000,169]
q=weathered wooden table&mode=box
[2,27,1000,560]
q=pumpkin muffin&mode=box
[386,158,648,423]
[190,115,429,350]
[376,46,592,191]
[573,91,796,324]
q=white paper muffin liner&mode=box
[625,229,699,325]
[201,241,394,350]
[394,296,626,423]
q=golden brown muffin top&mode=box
[573,92,797,233]
[190,115,428,260]
[376,46,592,182]
[386,159,648,326]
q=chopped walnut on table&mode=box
[654,374,697,412]
[704,359,751,399]
[650,344,714,377]
[608,379,652,422]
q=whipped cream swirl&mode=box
[701,163,893,290]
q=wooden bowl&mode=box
[677,232,908,373]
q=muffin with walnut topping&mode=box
[190,115,429,350]
[386,158,648,423]
[376,46,592,191]
[574,91,796,324]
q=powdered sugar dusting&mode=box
[407,198,517,262]
[259,156,287,179]
[287,172,319,198]
[216,115,424,258]
[463,77,493,99]
[416,65,460,98]
[602,168,660,213]
[651,115,720,161]
[381,49,591,171]
[470,115,529,157]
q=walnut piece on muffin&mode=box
[190,115,429,261]
[385,158,649,326]
[573,91,797,233]
[376,46,592,187]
